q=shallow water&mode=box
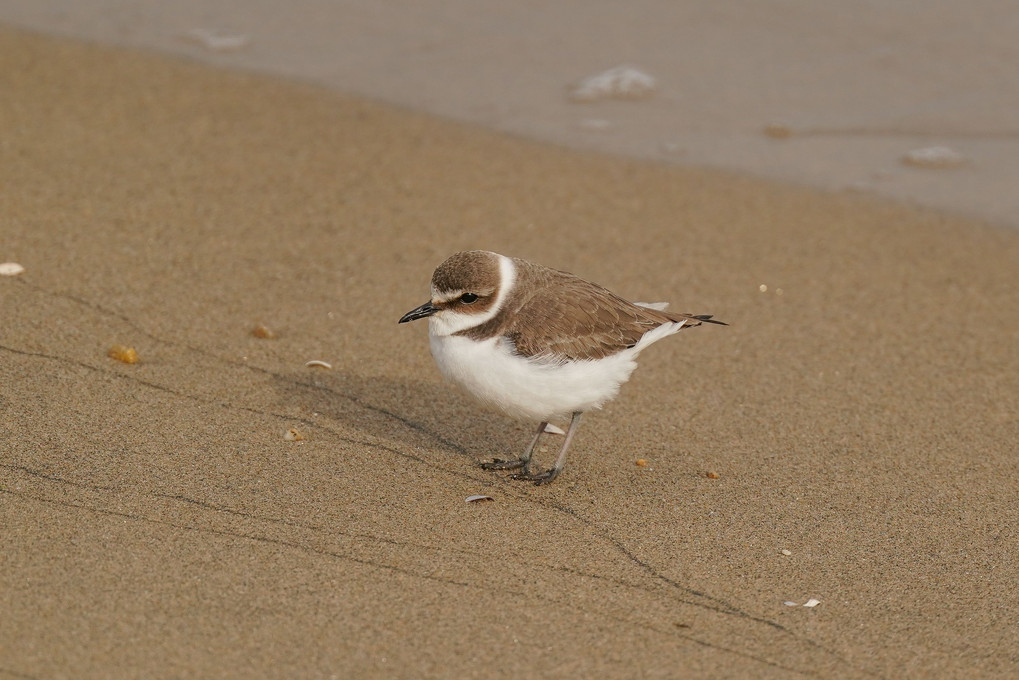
[4,0,1017,228]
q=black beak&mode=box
[399,301,438,324]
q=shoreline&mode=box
[0,1,1017,230]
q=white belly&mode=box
[427,321,683,421]
[428,334,631,421]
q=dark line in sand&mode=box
[14,279,473,457]
[5,456,774,626]
[533,497,874,679]
[0,463,120,492]
[0,342,458,477]
[0,461,762,612]
[0,483,819,676]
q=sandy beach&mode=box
[1,25,1017,679]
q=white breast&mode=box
[427,320,685,422]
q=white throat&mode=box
[428,254,516,337]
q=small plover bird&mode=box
[399,250,725,485]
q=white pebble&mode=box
[0,262,25,276]
[781,549,792,556]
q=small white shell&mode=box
[0,262,25,276]
[783,601,799,607]
[781,549,792,556]
[901,146,968,169]
[542,423,566,435]
[304,360,333,369]
[465,495,494,503]
[570,66,657,102]
[182,28,251,52]
[803,598,821,608]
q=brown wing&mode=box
[501,262,707,362]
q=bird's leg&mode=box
[481,421,547,472]
[512,412,583,485]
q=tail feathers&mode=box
[659,311,728,326]
[691,314,727,326]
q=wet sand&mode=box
[1,28,1017,679]
[3,0,1019,229]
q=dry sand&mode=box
[1,27,1017,679]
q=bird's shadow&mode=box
[270,367,533,466]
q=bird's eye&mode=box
[460,293,479,304]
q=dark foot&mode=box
[481,458,528,471]
[510,467,562,486]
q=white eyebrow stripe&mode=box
[432,288,466,303]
